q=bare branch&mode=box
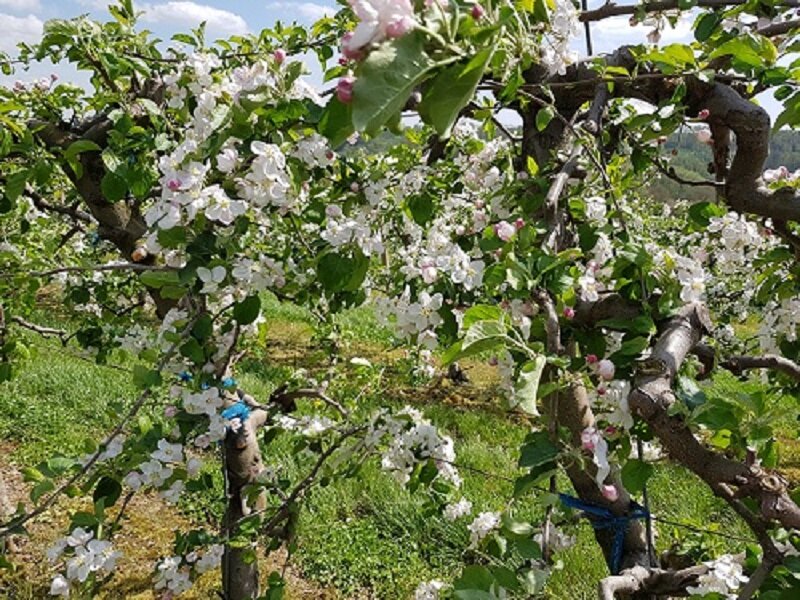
[9,316,67,341]
[598,564,710,599]
[580,0,800,23]
[721,354,800,382]
[272,388,348,418]
[31,263,175,278]
[27,187,92,224]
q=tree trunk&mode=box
[222,408,268,600]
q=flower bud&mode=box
[563,307,575,319]
[273,48,286,64]
[471,4,485,19]
[336,76,355,104]
[601,484,619,502]
[597,359,615,381]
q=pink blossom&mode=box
[696,128,713,145]
[164,406,178,418]
[337,76,356,104]
[494,220,516,242]
[386,16,414,38]
[273,49,286,64]
[581,427,598,452]
[563,307,575,319]
[601,484,619,502]
[596,359,615,381]
[344,0,417,52]
[340,32,365,61]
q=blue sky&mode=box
[0,0,784,117]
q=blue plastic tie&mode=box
[221,377,237,388]
[178,371,193,382]
[221,401,251,425]
[558,493,649,575]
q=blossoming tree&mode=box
[1,0,800,598]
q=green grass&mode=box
[0,300,777,599]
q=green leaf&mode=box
[694,12,721,42]
[139,270,181,289]
[462,305,503,330]
[93,476,122,507]
[5,170,28,202]
[317,251,369,293]
[132,365,162,389]
[454,565,495,600]
[511,356,546,415]
[526,155,539,177]
[621,459,654,495]
[318,97,354,146]
[101,171,128,202]
[31,479,54,503]
[463,320,506,350]
[352,32,436,135]
[535,107,554,131]
[519,431,559,468]
[64,139,101,160]
[180,338,205,364]
[407,194,434,225]
[418,47,494,138]
[502,514,535,536]
[233,295,262,325]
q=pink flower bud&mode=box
[131,247,148,263]
[601,484,619,502]
[471,4,485,19]
[697,109,710,120]
[338,57,349,66]
[586,354,598,364]
[50,73,59,82]
[336,76,355,104]
[605,426,618,436]
[597,359,615,381]
[514,218,525,230]
[167,179,182,192]
[273,49,286,64]
[597,386,606,396]
[563,307,575,319]
[494,220,516,242]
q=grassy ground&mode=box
[0,296,792,598]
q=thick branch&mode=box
[598,564,709,599]
[629,304,800,532]
[9,316,67,341]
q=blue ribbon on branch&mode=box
[558,493,650,575]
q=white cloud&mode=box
[267,2,336,22]
[140,1,248,36]
[0,13,43,54]
[0,0,41,12]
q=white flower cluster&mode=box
[291,133,335,169]
[759,296,800,353]
[706,211,763,273]
[123,438,185,504]
[687,554,748,598]
[414,579,447,600]
[375,289,444,349]
[540,0,580,75]
[533,522,576,553]
[467,511,501,546]
[78,435,124,467]
[321,205,385,257]
[275,414,335,437]
[48,528,121,596]
[443,497,473,521]
[368,407,461,487]
[763,165,800,185]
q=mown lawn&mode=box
[1,295,785,598]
